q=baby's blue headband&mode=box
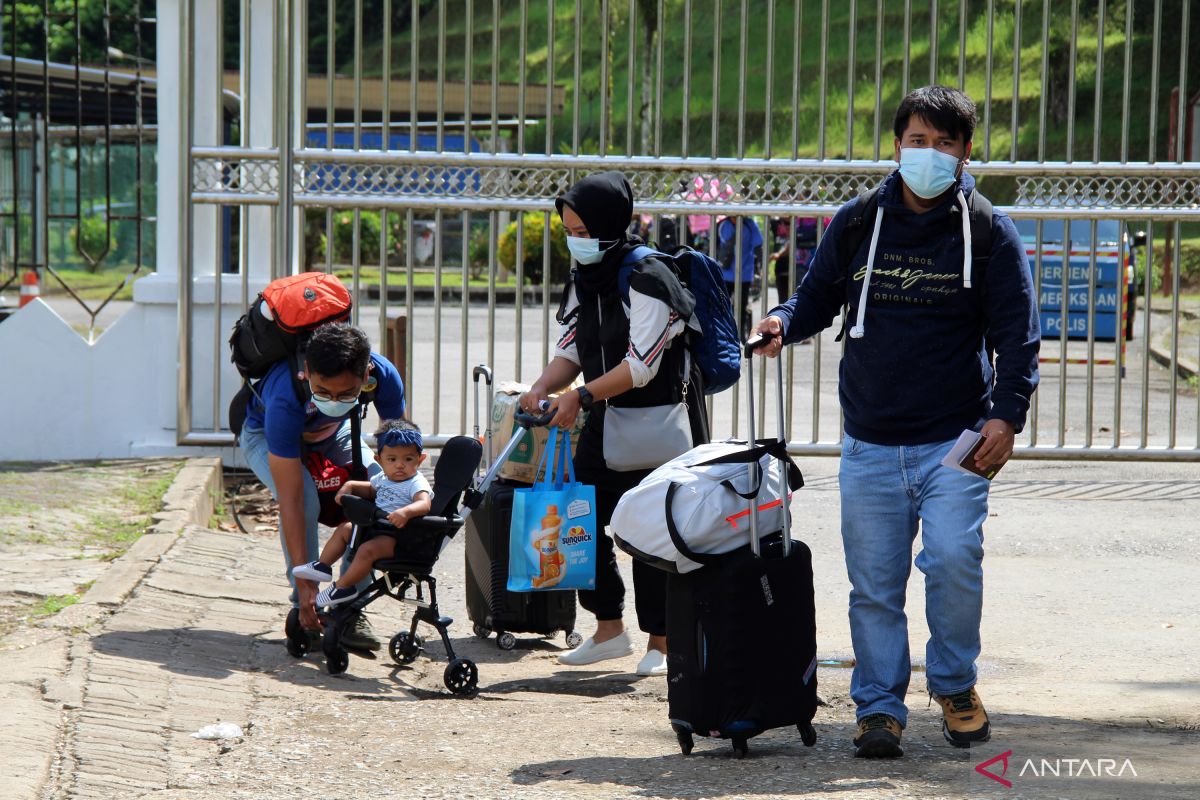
[377,428,423,452]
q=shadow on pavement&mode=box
[89,627,403,695]
[509,711,1200,800]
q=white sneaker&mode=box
[635,649,668,676]
[292,560,332,582]
[558,631,634,666]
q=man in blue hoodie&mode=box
[753,86,1039,758]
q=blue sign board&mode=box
[1038,256,1120,289]
[1040,310,1119,341]
[1039,287,1121,313]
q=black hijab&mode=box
[556,171,640,298]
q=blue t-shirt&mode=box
[718,217,764,283]
[243,352,406,458]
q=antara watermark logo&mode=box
[975,750,1138,788]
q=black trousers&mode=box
[573,382,710,638]
[576,481,668,636]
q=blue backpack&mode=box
[619,245,742,395]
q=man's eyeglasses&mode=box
[309,384,362,403]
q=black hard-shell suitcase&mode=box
[665,335,819,757]
[463,366,580,651]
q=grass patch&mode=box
[40,265,144,303]
[34,594,80,617]
[82,467,179,558]
[0,497,36,515]
[331,267,518,289]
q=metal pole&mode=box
[600,0,609,154]
[846,0,856,160]
[818,0,828,158]
[711,0,721,158]
[178,0,196,442]
[1010,0,1021,161]
[873,0,882,160]
[764,0,775,157]
[983,0,994,160]
[1065,0,1078,162]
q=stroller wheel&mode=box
[444,658,479,695]
[322,619,349,675]
[326,649,349,675]
[798,721,818,747]
[389,632,423,665]
[472,623,491,640]
[564,630,584,649]
[284,608,308,657]
[496,631,517,651]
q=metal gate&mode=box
[0,0,155,338]
[180,0,1200,459]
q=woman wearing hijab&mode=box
[520,171,709,676]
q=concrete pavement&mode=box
[4,455,1198,799]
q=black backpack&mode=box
[226,273,374,476]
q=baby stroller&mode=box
[284,434,485,693]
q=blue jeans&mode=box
[240,421,380,606]
[838,432,990,727]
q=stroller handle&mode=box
[514,406,555,428]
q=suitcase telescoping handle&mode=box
[472,365,494,469]
[743,332,791,558]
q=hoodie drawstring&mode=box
[957,189,973,289]
[848,189,974,340]
[848,206,885,339]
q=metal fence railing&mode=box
[178,0,1199,460]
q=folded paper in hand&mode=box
[940,429,1004,480]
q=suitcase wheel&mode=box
[731,737,750,758]
[671,723,694,756]
[496,631,517,651]
[565,630,583,649]
[472,623,492,640]
[798,722,817,747]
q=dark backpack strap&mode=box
[665,481,722,567]
[349,397,369,480]
[697,439,805,498]
[838,187,881,276]
[967,190,993,274]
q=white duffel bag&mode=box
[610,438,804,574]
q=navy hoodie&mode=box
[769,170,1040,446]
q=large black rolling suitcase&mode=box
[665,335,819,757]
[463,366,580,652]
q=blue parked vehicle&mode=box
[1015,219,1146,343]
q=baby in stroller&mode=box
[283,420,485,692]
[292,419,432,606]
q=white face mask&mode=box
[899,146,963,199]
[566,235,616,265]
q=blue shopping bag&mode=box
[507,428,598,592]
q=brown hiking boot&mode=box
[853,713,904,758]
[932,687,991,747]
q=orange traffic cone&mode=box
[18,270,39,308]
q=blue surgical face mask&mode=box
[566,235,616,265]
[311,396,359,417]
[898,146,962,199]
